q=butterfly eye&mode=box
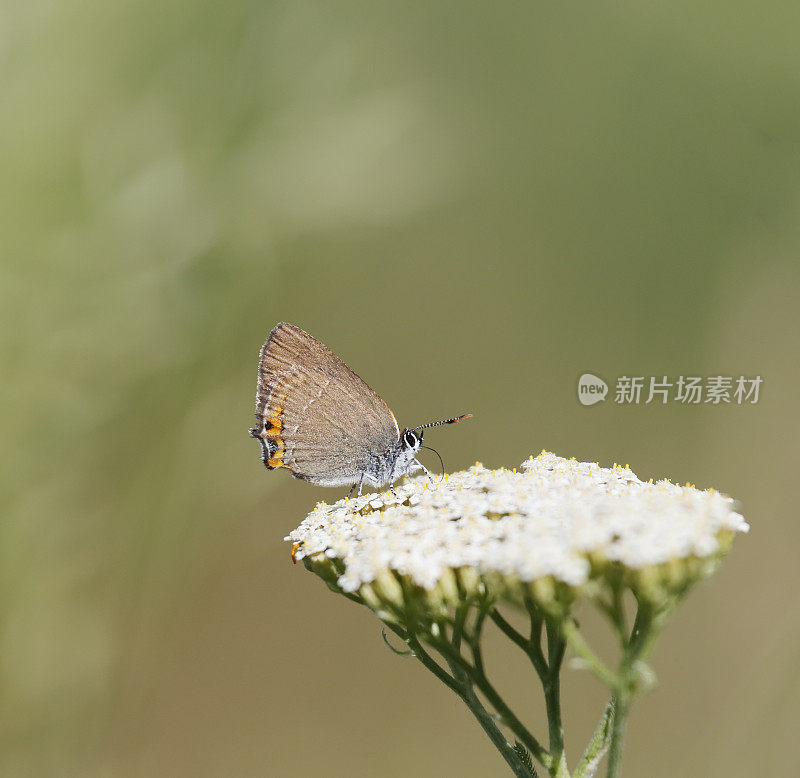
[403,431,418,448]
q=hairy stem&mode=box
[573,700,615,778]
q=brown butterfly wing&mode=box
[254,323,400,485]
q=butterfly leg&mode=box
[356,474,365,497]
[414,459,434,485]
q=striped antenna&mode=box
[411,413,473,432]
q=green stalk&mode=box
[544,621,568,777]
[385,620,535,777]
[605,601,667,778]
[604,692,630,778]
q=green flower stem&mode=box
[561,619,623,689]
[559,595,672,778]
[351,580,670,778]
[524,601,549,677]
[489,606,569,777]
[605,693,629,778]
[460,683,537,778]
[490,609,531,650]
[573,700,615,778]
[597,578,629,647]
[544,622,568,777]
[427,622,554,773]
[490,609,548,677]
[381,617,536,778]
[410,629,535,778]
[605,602,668,778]
[375,593,551,773]
[445,601,582,777]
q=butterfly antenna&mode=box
[411,413,473,432]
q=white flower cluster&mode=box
[287,452,748,599]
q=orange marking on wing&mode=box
[290,542,302,564]
[266,398,290,468]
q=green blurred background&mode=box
[2,1,799,775]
